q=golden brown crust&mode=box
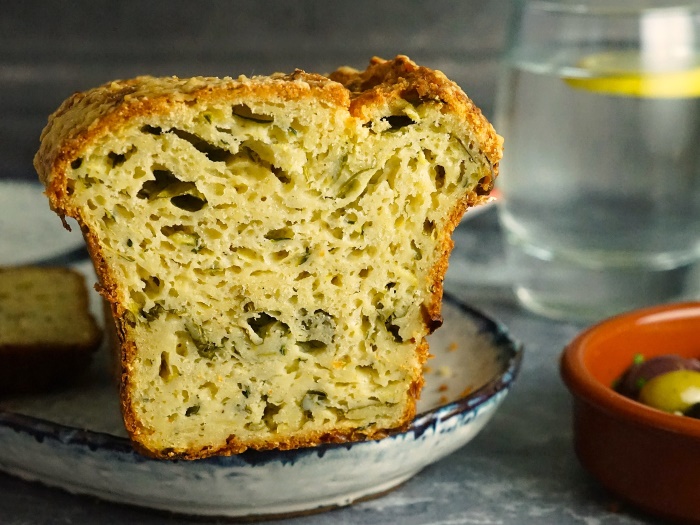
[329,55,502,177]
[34,55,502,458]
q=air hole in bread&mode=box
[200,381,219,397]
[185,404,200,416]
[384,315,403,343]
[107,152,125,167]
[236,143,287,185]
[159,351,174,380]
[168,129,231,163]
[476,173,493,195]
[171,194,207,212]
[137,169,208,212]
[231,246,263,262]
[139,270,162,295]
[108,146,137,168]
[273,250,289,262]
[232,104,274,123]
[113,204,134,220]
[264,227,294,241]
[434,165,446,190]
[141,125,162,135]
[298,340,327,354]
[410,240,423,260]
[382,115,415,131]
[246,312,290,341]
[262,400,282,431]
[203,227,222,240]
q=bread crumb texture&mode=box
[34,56,502,458]
[0,266,101,393]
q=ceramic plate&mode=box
[0,268,521,519]
[0,181,85,266]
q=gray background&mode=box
[0,0,510,178]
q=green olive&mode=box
[638,369,700,413]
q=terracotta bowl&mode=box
[561,302,700,524]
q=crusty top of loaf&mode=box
[330,56,502,168]
[34,55,502,215]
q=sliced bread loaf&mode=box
[34,55,502,458]
[0,266,102,393]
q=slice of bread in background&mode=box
[0,266,102,393]
[34,55,502,458]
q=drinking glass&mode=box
[495,0,700,321]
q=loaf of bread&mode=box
[0,266,102,393]
[34,55,502,458]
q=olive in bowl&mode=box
[615,353,700,416]
[561,302,700,524]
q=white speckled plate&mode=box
[0,181,85,266]
[0,286,522,519]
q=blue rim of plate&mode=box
[0,292,523,466]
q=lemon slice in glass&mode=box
[564,50,700,98]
